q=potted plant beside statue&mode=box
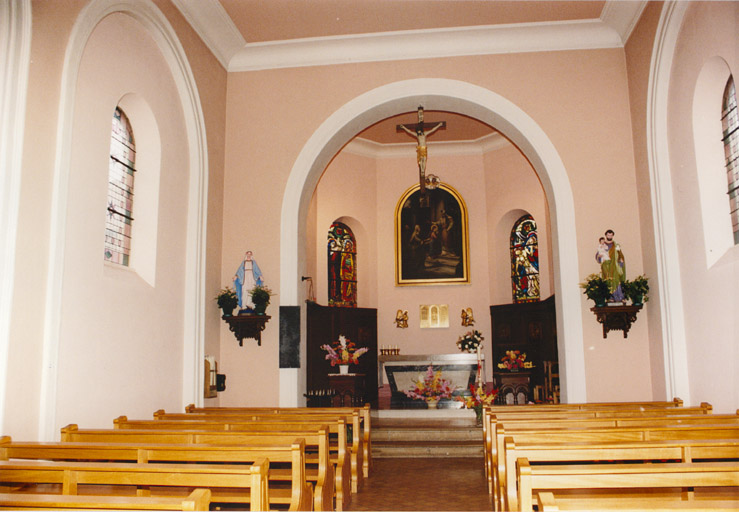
[215,287,239,317]
[580,273,611,307]
[249,285,273,315]
[622,275,649,306]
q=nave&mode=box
[349,457,491,511]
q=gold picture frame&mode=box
[395,183,470,285]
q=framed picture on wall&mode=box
[395,183,470,285]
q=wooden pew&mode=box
[114,416,350,508]
[0,488,211,510]
[517,459,739,512]
[502,436,739,511]
[0,436,312,511]
[59,425,335,511]
[159,409,364,494]
[182,404,372,481]
[0,459,268,510]
[536,491,739,511]
[491,422,739,506]
[485,410,739,497]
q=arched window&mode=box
[328,222,357,307]
[104,107,136,265]
[510,214,540,303]
[722,76,739,244]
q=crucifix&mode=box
[397,106,446,205]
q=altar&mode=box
[378,353,483,409]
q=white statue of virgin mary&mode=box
[233,250,264,310]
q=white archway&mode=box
[280,78,586,405]
[40,0,208,440]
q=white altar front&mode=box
[378,353,484,409]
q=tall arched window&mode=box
[327,221,357,307]
[722,76,739,244]
[510,214,540,303]
[104,107,136,265]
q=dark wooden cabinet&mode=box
[490,295,557,403]
[306,302,378,408]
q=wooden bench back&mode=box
[0,459,267,510]
[516,459,739,512]
[0,488,211,510]
[58,426,336,511]
[0,436,314,512]
[502,436,739,511]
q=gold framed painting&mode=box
[395,183,470,285]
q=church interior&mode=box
[1,1,738,507]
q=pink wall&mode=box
[5,0,228,438]
[221,46,652,403]
[666,2,738,412]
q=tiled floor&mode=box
[348,457,492,511]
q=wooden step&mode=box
[370,416,484,458]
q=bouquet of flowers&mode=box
[320,335,368,366]
[456,330,484,353]
[497,350,533,370]
[404,365,456,401]
[457,383,498,424]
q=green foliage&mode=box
[579,273,611,304]
[215,287,238,310]
[250,285,273,306]
[622,275,649,304]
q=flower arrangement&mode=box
[457,383,498,424]
[404,365,456,401]
[622,274,649,305]
[580,273,611,306]
[497,350,534,371]
[249,285,274,314]
[320,335,368,366]
[456,330,484,353]
[215,287,239,314]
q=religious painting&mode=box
[395,183,469,285]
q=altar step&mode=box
[371,417,484,458]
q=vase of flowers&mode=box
[321,335,368,372]
[249,285,273,315]
[215,287,239,317]
[457,383,498,426]
[456,330,484,353]
[580,273,611,307]
[622,274,649,306]
[404,365,456,408]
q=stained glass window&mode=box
[105,107,136,266]
[328,222,357,307]
[510,214,540,303]
[722,76,739,244]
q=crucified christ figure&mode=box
[398,107,445,195]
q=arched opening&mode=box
[280,78,585,405]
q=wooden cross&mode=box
[396,107,446,203]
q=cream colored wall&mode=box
[223,47,651,403]
[625,0,667,403]
[314,150,379,308]
[4,0,227,439]
[666,2,738,413]
[484,143,552,306]
[6,0,87,440]
[313,142,551,384]
[55,13,188,431]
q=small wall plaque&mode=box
[419,304,449,328]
